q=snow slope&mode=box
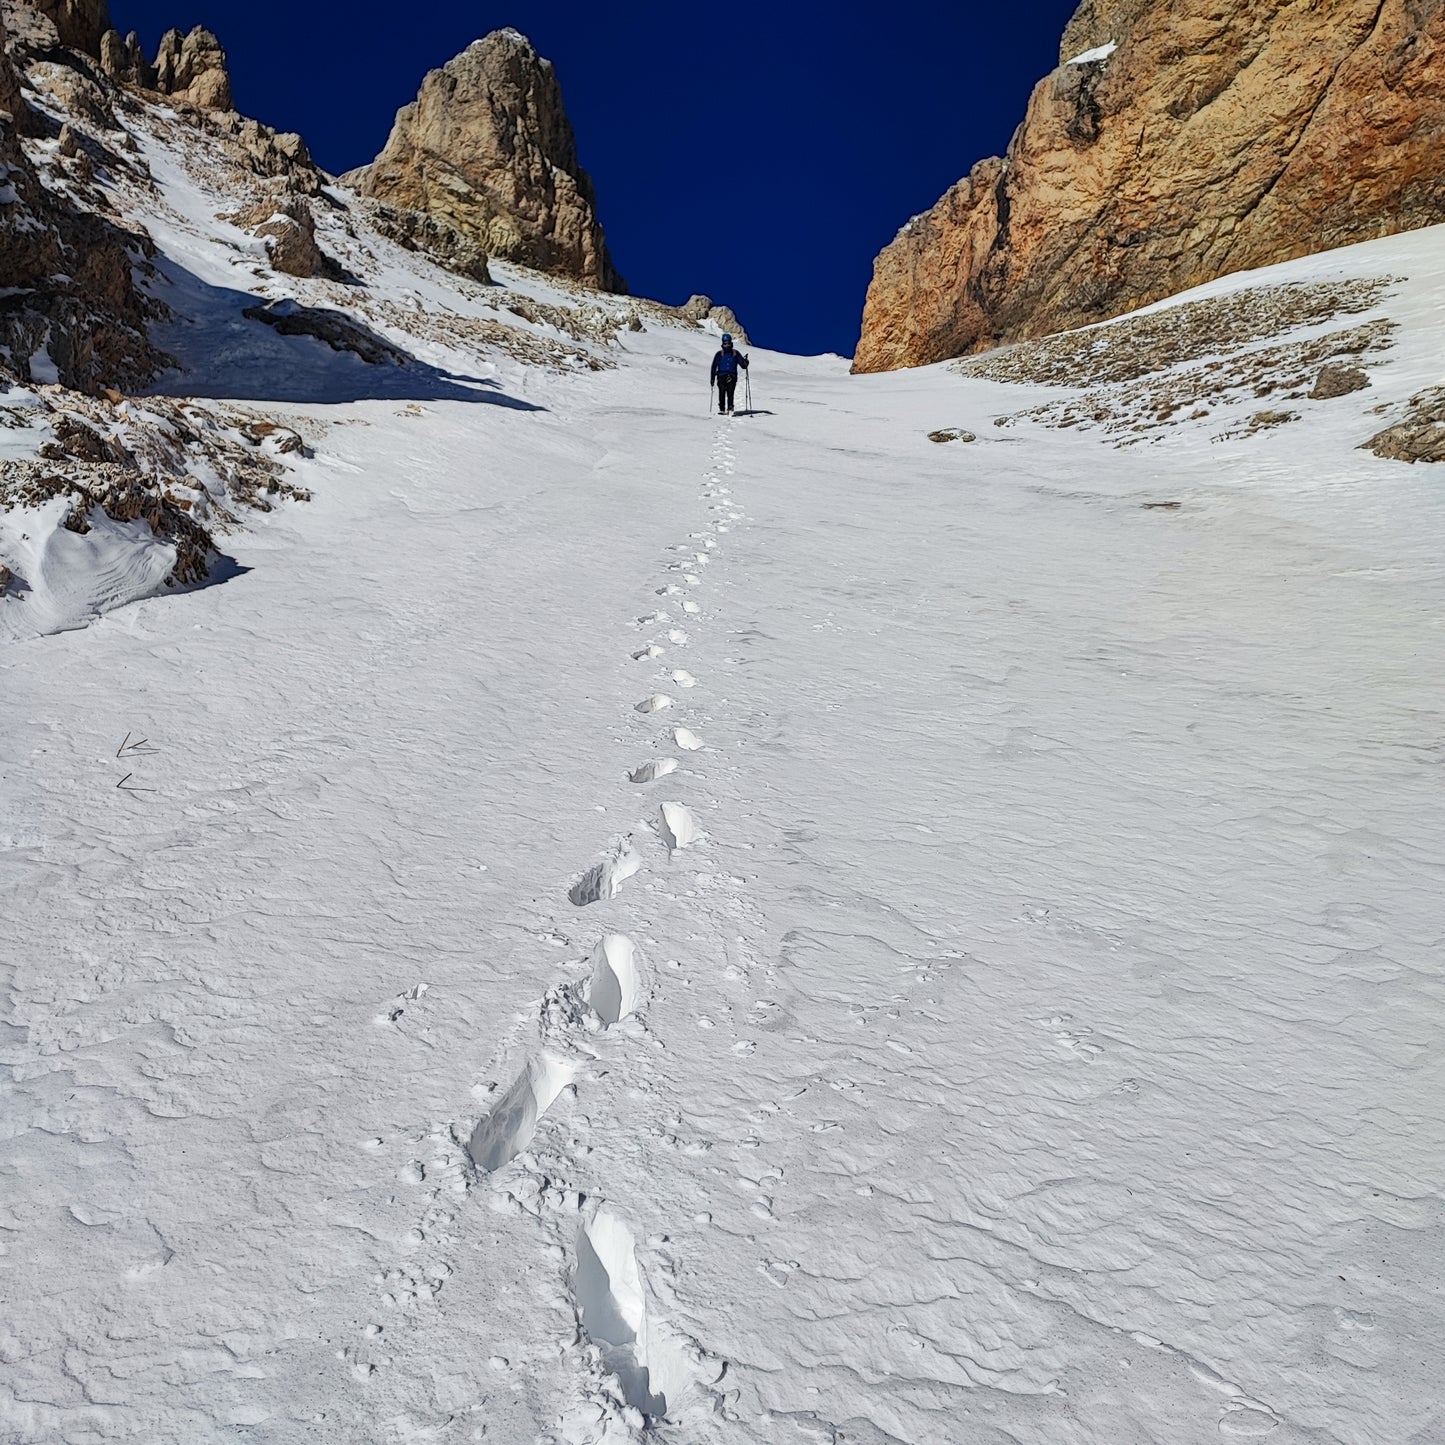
[3,88,1445,1445]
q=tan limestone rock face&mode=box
[672,295,751,343]
[1,0,59,53]
[705,305,749,347]
[99,28,153,87]
[349,28,623,291]
[854,0,1445,373]
[221,116,322,193]
[153,25,232,110]
[22,0,110,56]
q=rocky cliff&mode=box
[344,28,624,292]
[0,5,169,392]
[24,0,109,55]
[853,0,1445,373]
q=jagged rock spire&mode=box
[345,28,624,292]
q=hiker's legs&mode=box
[719,375,736,412]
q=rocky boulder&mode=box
[243,299,408,366]
[153,25,231,110]
[227,192,335,278]
[1310,363,1370,400]
[854,0,1445,373]
[345,28,623,291]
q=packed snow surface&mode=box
[1066,40,1119,65]
[3,101,1445,1443]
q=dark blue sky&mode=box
[113,2,1080,355]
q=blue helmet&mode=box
[722,333,732,343]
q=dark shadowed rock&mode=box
[243,299,409,366]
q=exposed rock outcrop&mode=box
[363,199,493,284]
[0,8,168,392]
[242,299,409,366]
[1310,363,1370,400]
[345,28,623,292]
[24,0,109,56]
[26,57,116,128]
[222,115,320,192]
[98,28,153,88]
[678,295,750,344]
[854,0,1445,373]
[152,25,231,110]
[1362,387,1445,463]
[226,192,341,279]
[0,6,28,121]
[1,0,59,54]
[959,276,1397,446]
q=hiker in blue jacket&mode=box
[710,334,749,414]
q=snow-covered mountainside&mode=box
[4,50,1445,1445]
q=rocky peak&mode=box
[854,0,1445,373]
[151,25,231,110]
[345,28,623,292]
[99,28,151,88]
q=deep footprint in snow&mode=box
[575,1208,701,1422]
[629,758,679,784]
[670,670,697,688]
[659,802,700,854]
[585,935,643,1025]
[569,840,643,906]
[632,644,663,661]
[634,694,674,714]
[468,1056,576,1173]
[673,727,704,751]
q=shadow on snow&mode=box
[142,257,544,410]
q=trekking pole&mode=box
[745,369,752,414]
